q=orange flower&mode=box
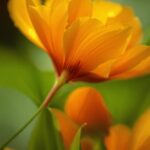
[105,109,150,150]
[65,87,112,133]
[8,0,150,82]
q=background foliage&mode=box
[0,0,150,149]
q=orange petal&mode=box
[52,108,78,150]
[111,46,150,79]
[65,87,112,133]
[130,109,150,150]
[64,18,132,73]
[68,0,92,26]
[91,59,116,78]
[111,59,150,79]
[111,45,150,76]
[64,19,101,57]
[47,0,69,70]
[8,0,43,49]
[105,125,131,150]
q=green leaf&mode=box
[70,126,83,150]
[0,88,36,150]
[29,109,65,150]
[0,46,55,106]
[143,27,150,45]
[138,86,150,113]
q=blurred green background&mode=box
[0,0,150,149]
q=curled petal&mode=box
[91,59,116,78]
[113,57,150,79]
[111,45,150,79]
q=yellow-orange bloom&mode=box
[8,0,150,82]
[105,109,150,150]
[65,87,112,133]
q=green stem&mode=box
[0,71,68,150]
[0,105,43,150]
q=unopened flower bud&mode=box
[65,87,112,133]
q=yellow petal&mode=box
[27,5,51,50]
[130,57,150,76]
[105,125,131,150]
[108,7,142,47]
[52,108,78,150]
[111,45,150,77]
[64,19,132,73]
[65,87,112,132]
[68,0,92,25]
[111,58,150,79]
[8,0,43,49]
[27,0,68,73]
[130,109,150,150]
[93,0,122,24]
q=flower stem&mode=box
[0,105,43,150]
[0,71,68,150]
